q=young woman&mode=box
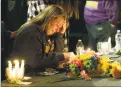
[11,5,76,71]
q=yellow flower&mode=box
[112,61,121,67]
[100,56,111,64]
[110,67,115,75]
[110,61,121,74]
[101,62,111,73]
[78,54,92,61]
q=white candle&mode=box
[17,68,24,80]
[6,60,25,83]
[11,68,16,82]
[14,60,19,70]
[19,60,25,80]
[6,67,11,80]
[6,61,12,81]
[8,61,12,71]
[21,60,25,69]
[16,60,24,80]
[14,60,19,81]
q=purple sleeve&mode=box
[104,0,118,25]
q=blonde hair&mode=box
[17,5,69,34]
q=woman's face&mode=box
[46,16,65,35]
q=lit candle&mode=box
[8,61,12,71]
[11,68,16,82]
[14,60,19,70]
[19,60,25,80]
[17,68,21,80]
[6,60,25,83]
[6,67,11,80]
[17,67,24,80]
[87,48,91,52]
[21,60,25,69]
[6,61,12,81]
[14,60,19,81]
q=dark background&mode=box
[1,0,121,81]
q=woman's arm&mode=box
[12,28,65,69]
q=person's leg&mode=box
[88,31,97,51]
[86,24,97,51]
[94,21,112,54]
[97,21,112,42]
[111,27,118,47]
[86,21,112,52]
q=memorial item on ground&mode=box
[63,51,121,80]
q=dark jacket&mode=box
[11,23,64,69]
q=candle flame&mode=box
[8,61,11,63]
[87,48,91,51]
[14,60,19,63]
[21,60,24,63]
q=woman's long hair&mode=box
[17,5,69,34]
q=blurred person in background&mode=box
[84,0,118,51]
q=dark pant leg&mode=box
[86,24,97,51]
[86,21,112,52]
[97,21,112,42]
[111,27,119,47]
[87,29,97,51]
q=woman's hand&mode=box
[69,52,78,61]
[59,52,77,68]
[63,52,77,61]
[10,31,17,38]
[60,20,67,34]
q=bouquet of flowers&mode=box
[64,51,121,80]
